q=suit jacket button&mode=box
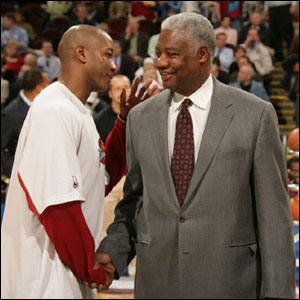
[179,216,185,223]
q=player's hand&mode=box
[119,76,158,121]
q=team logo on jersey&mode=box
[72,176,78,188]
[98,138,106,166]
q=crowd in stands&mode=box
[1,1,299,194]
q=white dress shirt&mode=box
[168,75,213,165]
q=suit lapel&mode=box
[183,79,235,208]
[146,90,180,207]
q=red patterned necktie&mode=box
[171,98,195,207]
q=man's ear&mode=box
[198,46,209,64]
[75,45,87,63]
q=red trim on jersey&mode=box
[39,201,106,285]
[18,172,40,217]
[105,116,127,195]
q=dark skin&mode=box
[91,28,211,292]
[58,25,157,121]
[155,28,211,96]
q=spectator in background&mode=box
[214,32,234,74]
[14,7,36,48]
[112,40,134,81]
[219,1,244,32]
[1,13,28,52]
[108,1,131,20]
[229,55,263,84]
[287,156,299,185]
[1,55,10,108]
[147,32,160,59]
[37,40,61,82]
[68,3,96,28]
[228,45,247,76]
[94,75,131,144]
[155,1,181,20]
[136,68,163,96]
[121,16,149,67]
[211,57,229,84]
[239,12,269,46]
[45,1,73,20]
[4,41,24,80]
[214,14,238,47]
[134,57,162,86]
[1,53,15,84]
[131,1,156,21]
[20,52,51,83]
[241,28,273,91]
[1,68,49,182]
[264,1,297,62]
[198,2,221,29]
[231,64,270,102]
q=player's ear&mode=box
[75,46,87,64]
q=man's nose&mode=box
[155,54,168,68]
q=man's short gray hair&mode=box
[161,12,216,61]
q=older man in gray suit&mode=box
[95,13,296,299]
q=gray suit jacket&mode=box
[99,78,296,299]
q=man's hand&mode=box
[84,252,116,291]
[119,76,158,121]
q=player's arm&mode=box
[39,200,106,285]
[104,77,155,195]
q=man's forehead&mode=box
[156,29,189,49]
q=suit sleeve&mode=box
[39,201,106,285]
[98,112,141,278]
[1,111,15,178]
[105,116,128,196]
[252,103,296,299]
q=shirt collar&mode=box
[20,90,33,107]
[172,74,213,112]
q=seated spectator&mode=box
[108,1,131,19]
[1,68,49,181]
[240,28,273,77]
[287,156,299,185]
[68,3,96,28]
[112,40,134,81]
[214,32,234,74]
[94,75,131,144]
[219,1,243,32]
[147,33,160,59]
[4,41,24,79]
[214,14,238,47]
[155,1,181,20]
[14,7,36,48]
[240,28,273,91]
[131,1,156,21]
[1,12,28,52]
[238,12,269,46]
[197,1,221,29]
[37,40,61,82]
[134,57,162,86]
[231,65,270,102]
[137,68,164,96]
[229,55,263,84]
[45,1,73,20]
[19,52,52,83]
[211,57,229,84]
[1,53,15,84]
[121,16,149,67]
[229,45,246,76]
